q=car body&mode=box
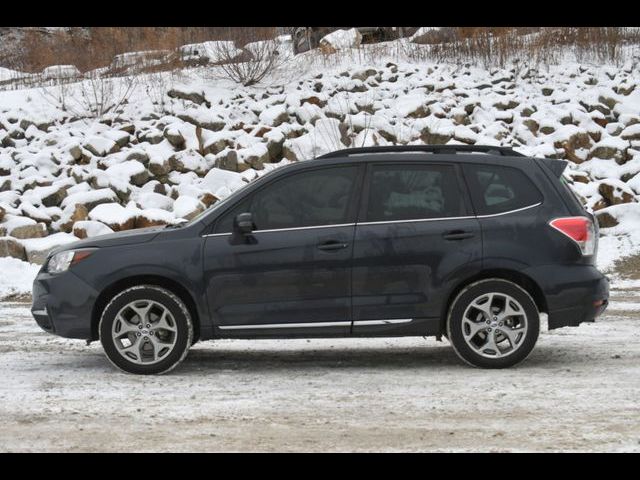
[32,145,609,373]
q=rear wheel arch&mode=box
[441,269,548,332]
[91,275,201,343]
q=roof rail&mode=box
[317,145,526,159]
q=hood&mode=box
[50,226,165,255]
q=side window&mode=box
[463,164,542,215]
[365,164,465,222]
[215,166,359,232]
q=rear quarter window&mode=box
[462,163,542,216]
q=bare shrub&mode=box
[141,70,176,113]
[40,73,137,119]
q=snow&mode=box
[200,168,246,199]
[61,188,118,210]
[137,191,173,211]
[72,220,114,238]
[0,258,39,299]
[410,27,442,41]
[88,203,136,225]
[41,65,81,79]
[19,232,79,260]
[320,29,362,50]
[173,196,202,219]
[1,288,639,451]
[179,41,242,63]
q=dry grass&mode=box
[13,27,277,74]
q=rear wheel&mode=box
[447,279,540,368]
[99,285,193,375]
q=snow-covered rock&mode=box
[88,203,136,231]
[72,220,114,239]
[320,29,362,52]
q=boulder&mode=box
[73,220,114,239]
[213,149,239,171]
[173,196,205,221]
[598,181,636,206]
[84,136,119,157]
[10,222,48,239]
[134,209,175,229]
[0,238,26,260]
[21,233,78,265]
[239,144,269,171]
[351,69,377,82]
[58,203,89,233]
[163,125,186,148]
[595,210,619,228]
[88,203,136,232]
[590,137,629,163]
[61,188,119,213]
[621,124,640,141]
[319,28,362,53]
[138,130,164,145]
[41,185,68,207]
[167,88,210,107]
[259,104,289,127]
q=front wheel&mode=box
[447,279,540,368]
[99,285,193,375]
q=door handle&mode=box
[317,240,349,251]
[442,230,475,241]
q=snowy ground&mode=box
[1,280,638,452]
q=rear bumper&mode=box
[31,269,99,339]
[523,264,609,330]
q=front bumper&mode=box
[523,264,609,330]
[31,268,99,339]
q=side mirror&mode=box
[234,212,255,235]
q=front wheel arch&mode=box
[91,275,201,343]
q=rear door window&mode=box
[364,164,465,222]
[463,164,542,216]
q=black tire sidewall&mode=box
[447,279,540,369]
[99,285,193,375]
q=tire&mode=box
[99,285,193,375]
[447,279,540,369]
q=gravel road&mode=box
[1,284,639,452]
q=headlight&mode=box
[47,249,96,274]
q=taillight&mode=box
[549,216,596,256]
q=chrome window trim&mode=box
[475,202,542,218]
[201,203,542,237]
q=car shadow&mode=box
[180,344,462,372]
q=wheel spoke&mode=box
[119,336,142,361]
[498,301,522,322]
[472,293,494,318]
[482,330,501,355]
[498,326,525,348]
[115,315,139,335]
[130,302,152,324]
[149,336,168,361]
[463,319,487,339]
[154,311,177,332]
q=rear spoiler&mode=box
[540,158,568,177]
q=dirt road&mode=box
[1,284,639,452]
